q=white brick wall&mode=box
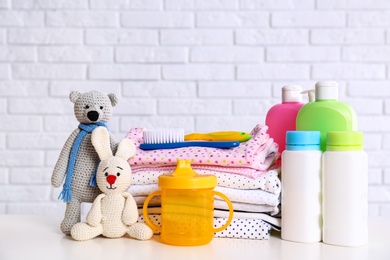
[0,0,389,217]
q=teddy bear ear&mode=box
[91,126,113,161]
[108,93,119,107]
[69,91,81,103]
[115,138,136,161]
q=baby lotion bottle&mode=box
[281,131,322,243]
[296,81,357,151]
[322,131,368,247]
[265,85,304,153]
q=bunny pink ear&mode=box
[116,139,136,161]
[91,127,112,161]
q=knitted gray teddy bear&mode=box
[52,90,118,235]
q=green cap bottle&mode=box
[326,131,363,151]
[296,81,357,151]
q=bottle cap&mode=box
[282,85,303,103]
[286,131,321,151]
[158,159,217,189]
[326,131,364,151]
[315,81,338,101]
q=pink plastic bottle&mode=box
[265,86,304,154]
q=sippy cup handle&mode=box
[143,190,162,232]
[212,191,234,233]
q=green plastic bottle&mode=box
[296,81,357,151]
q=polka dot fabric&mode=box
[138,214,272,240]
[126,124,279,173]
[128,184,280,207]
[214,218,272,240]
[132,164,275,179]
[131,168,281,194]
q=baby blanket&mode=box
[138,214,273,240]
[126,124,279,173]
[128,184,280,207]
[131,168,280,194]
[135,196,279,215]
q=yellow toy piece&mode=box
[185,131,251,142]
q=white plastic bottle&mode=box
[281,131,322,243]
[322,131,368,247]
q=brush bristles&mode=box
[143,128,185,144]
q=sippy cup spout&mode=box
[172,159,197,177]
[159,159,217,189]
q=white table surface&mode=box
[0,215,389,260]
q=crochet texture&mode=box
[51,91,119,235]
[71,127,153,241]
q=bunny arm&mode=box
[86,194,106,227]
[122,192,139,226]
[51,128,80,188]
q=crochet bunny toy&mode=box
[71,127,153,241]
[51,91,118,235]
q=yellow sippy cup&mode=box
[143,159,234,246]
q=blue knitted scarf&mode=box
[58,122,108,203]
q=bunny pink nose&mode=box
[106,175,116,185]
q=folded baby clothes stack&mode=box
[126,124,281,240]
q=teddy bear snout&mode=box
[106,175,117,185]
[87,110,99,122]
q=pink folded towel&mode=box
[126,124,279,173]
